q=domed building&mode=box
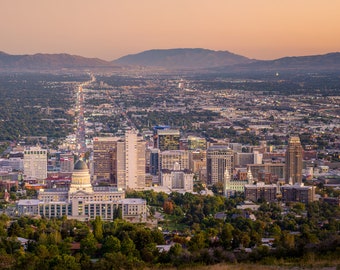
[18,159,146,222]
[69,160,93,193]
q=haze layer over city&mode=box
[0,1,340,269]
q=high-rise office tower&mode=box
[24,146,47,182]
[187,136,207,150]
[123,130,146,190]
[285,136,303,184]
[149,148,160,176]
[207,145,234,185]
[157,129,180,151]
[93,137,119,183]
[160,150,189,171]
[152,125,170,148]
[115,140,125,189]
[93,131,146,190]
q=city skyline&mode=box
[1,0,340,61]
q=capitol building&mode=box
[17,160,147,222]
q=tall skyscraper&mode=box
[152,125,170,148]
[285,136,303,184]
[157,129,180,151]
[187,135,207,150]
[122,130,146,190]
[115,140,125,189]
[93,131,146,190]
[93,137,120,183]
[24,146,47,182]
[160,150,189,171]
[207,145,234,185]
[149,148,160,176]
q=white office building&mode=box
[24,147,47,182]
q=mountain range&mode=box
[0,51,111,71]
[112,48,253,69]
[1,49,340,72]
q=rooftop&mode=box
[74,160,88,170]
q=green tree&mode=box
[188,231,206,252]
[102,235,121,254]
[134,229,153,251]
[169,243,182,257]
[0,254,15,269]
[48,231,62,245]
[38,232,49,245]
[50,254,81,270]
[281,231,295,250]
[220,223,234,249]
[7,221,22,237]
[80,233,97,257]
[92,216,103,241]
[121,236,136,256]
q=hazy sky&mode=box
[1,0,340,60]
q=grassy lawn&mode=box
[158,214,189,232]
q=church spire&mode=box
[223,167,231,195]
[247,167,253,184]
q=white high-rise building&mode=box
[123,130,145,190]
[24,147,47,182]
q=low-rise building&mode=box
[244,182,278,202]
[161,162,194,192]
[120,198,147,223]
[281,183,315,204]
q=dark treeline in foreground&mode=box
[1,190,339,269]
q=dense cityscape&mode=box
[0,67,339,269]
[2,0,340,268]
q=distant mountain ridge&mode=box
[0,49,339,72]
[112,48,253,69]
[237,52,340,72]
[0,52,112,71]
[112,48,340,71]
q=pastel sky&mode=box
[1,0,340,60]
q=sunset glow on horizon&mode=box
[1,0,340,61]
